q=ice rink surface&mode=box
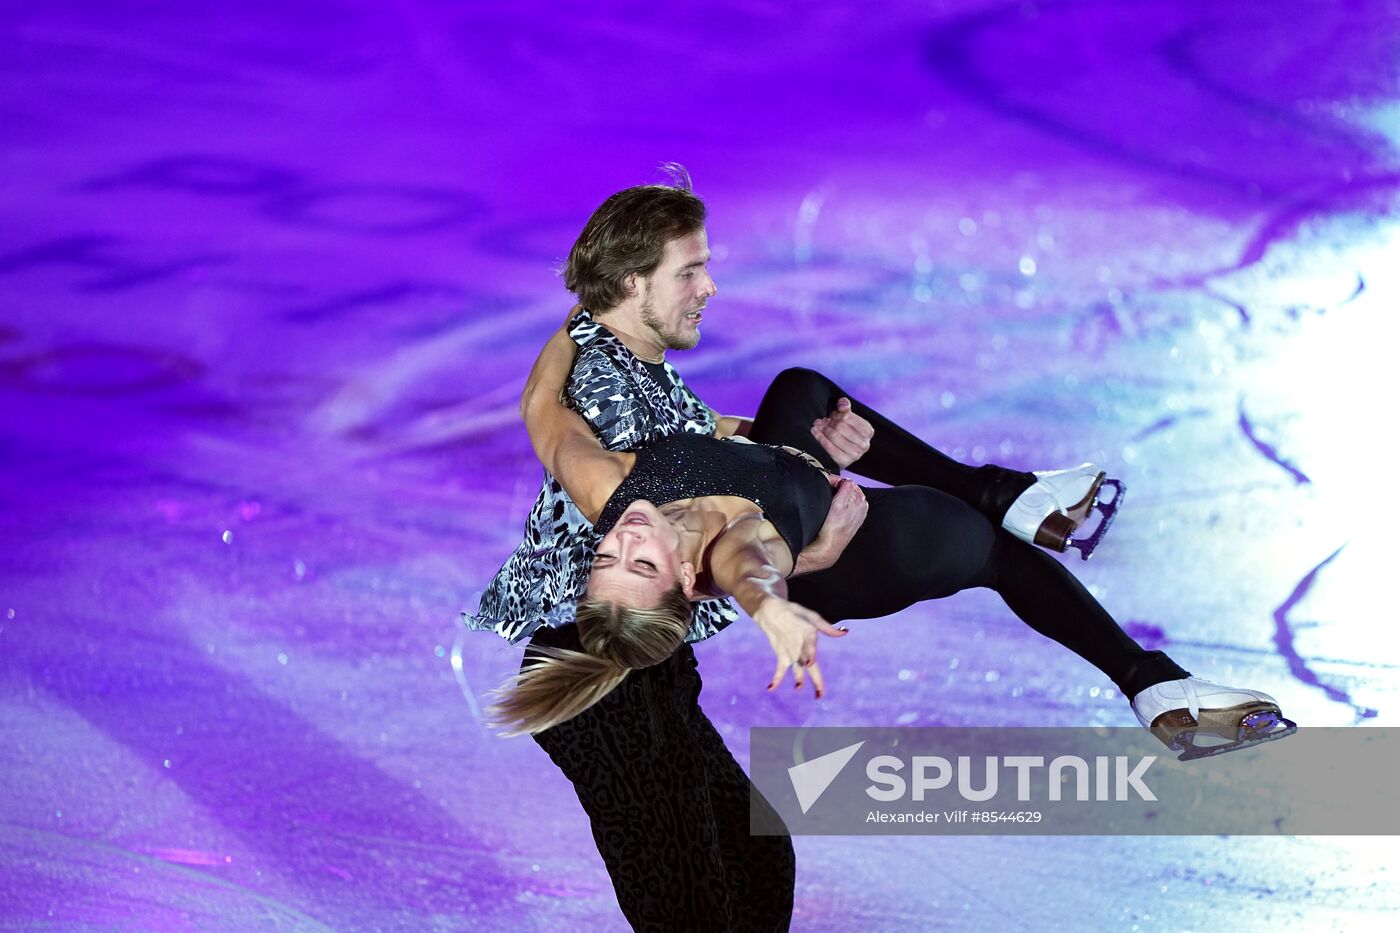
[2,1,1399,929]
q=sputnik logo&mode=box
[787,741,865,814]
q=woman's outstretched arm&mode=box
[708,524,848,696]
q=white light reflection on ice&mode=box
[1237,219,1400,684]
[450,630,485,727]
[1246,227,1398,493]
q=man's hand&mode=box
[811,397,873,470]
[792,475,868,575]
[752,597,847,698]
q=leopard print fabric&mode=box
[463,309,740,644]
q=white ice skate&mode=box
[1001,463,1124,560]
[1130,677,1297,761]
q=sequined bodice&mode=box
[595,433,835,558]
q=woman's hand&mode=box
[752,597,848,698]
[793,475,868,575]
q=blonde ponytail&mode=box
[489,646,631,737]
[489,584,693,735]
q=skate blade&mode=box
[1176,716,1297,761]
[1037,473,1108,553]
[1067,478,1125,561]
[1151,706,1298,761]
[1064,471,1107,525]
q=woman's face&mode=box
[587,501,694,607]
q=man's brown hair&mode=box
[563,165,705,312]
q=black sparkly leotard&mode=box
[595,433,834,559]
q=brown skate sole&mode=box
[1032,471,1106,551]
[1148,701,1281,750]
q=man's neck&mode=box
[594,310,666,363]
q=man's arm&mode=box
[712,411,753,439]
[520,325,623,521]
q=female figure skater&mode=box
[492,321,1294,931]
[494,323,1294,751]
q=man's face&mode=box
[637,228,716,351]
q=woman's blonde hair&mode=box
[489,584,693,736]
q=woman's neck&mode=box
[662,498,764,572]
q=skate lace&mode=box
[1023,482,1065,513]
[1182,678,1201,719]
[1027,465,1095,515]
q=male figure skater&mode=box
[462,171,1190,931]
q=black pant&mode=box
[528,627,794,933]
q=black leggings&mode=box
[758,367,1186,697]
[747,367,1037,522]
[787,485,1187,697]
